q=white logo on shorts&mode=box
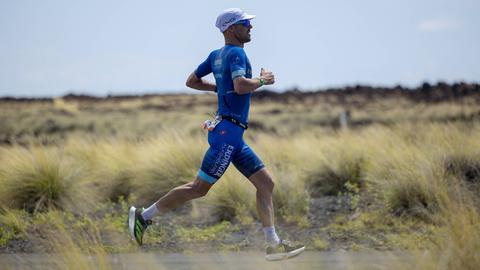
[213,144,235,177]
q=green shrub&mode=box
[0,208,29,246]
[312,236,329,250]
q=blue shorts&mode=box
[197,120,265,184]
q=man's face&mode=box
[231,20,253,43]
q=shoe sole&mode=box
[128,206,136,241]
[265,246,306,261]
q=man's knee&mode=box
[263,176,275,193]
[250,169,275,193]
[257,174,274,193]
[192,186,209,198]
[191,178,212,198]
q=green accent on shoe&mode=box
[129,206,153,246]
[265,239,305,261]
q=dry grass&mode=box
[1,94,479,269]
[0,146,87,213]
[2,121,479,225]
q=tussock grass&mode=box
[24,205,134,253]
[253,134,311,225]
[2,95,480,268]
[133,133,205,205]
[270,165,310,225]
[260,132,368,210]
[0,147,85,213]
[378,152,447,221]
[201,171,256,224]
[415,207,480,270]
[64,132,206,205]
[85,140,139,202]
[439,124,480,185]
[1,123,478,224]
[304,136,366,197]
[33,216,113,270]
[445,154,480,183]
[1,111,480,263]
[393,181,480,270]
[364,127,444,221]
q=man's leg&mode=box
[248,168,275,227]
[248,168,281,245]
[130,134,234,246]
[154,176,213,213]
[129,176,212,245]
[141,176,213,221]
[248,168,305,260]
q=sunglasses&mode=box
[234,20,251,27]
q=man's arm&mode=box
[186,72,216,92]
[233,68,275,95]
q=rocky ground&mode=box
[136,195,355,253]
[0,195,358,254]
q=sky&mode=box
[0,0,479,97]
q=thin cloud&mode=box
[418,19,463,32]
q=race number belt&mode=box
[221,115,248,130]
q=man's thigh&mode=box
[198,142,236,184]
[232,143,265,179]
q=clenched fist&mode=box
[260,68,275,85]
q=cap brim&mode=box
[221,14,256,32]
[241,14,256,20]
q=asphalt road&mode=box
[1,251,409,270]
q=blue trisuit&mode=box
[194,45,265,184]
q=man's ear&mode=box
[225,25,236,34]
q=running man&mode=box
[129,8,305,261]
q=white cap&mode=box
[215,8,255,33]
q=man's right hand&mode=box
[233,68,276,94]
[260,68,275,85]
